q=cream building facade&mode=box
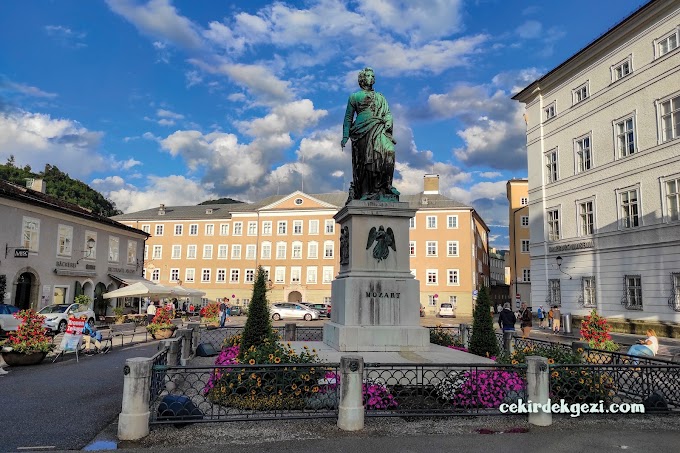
[113,175,490,317]
[513,0,680,324]
[506,179,531,308]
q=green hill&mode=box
[0,157,122,217]
[198,197,243,205]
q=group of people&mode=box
[219,298,232,327]
[497,303,563,338]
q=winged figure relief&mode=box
[366,225,396,262]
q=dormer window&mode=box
[205,208,213,214]
[158,204,166,215]
[294,198,303,205]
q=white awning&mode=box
[103,281,176,299]
[108,273,153,285]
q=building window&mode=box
[324,241,334,259]
[142,225,150,234]
[127,240,136,264]
[545,148,558,183]
[275,221,286,235]
[521,216,529,227]
[309,220,319,235]
[151,269,160,282]
[293,220,303,235]
[231,244,242,259]
[520,197,528,206]
[246,244,256,260]
[579,200,595,236]
[292,242,302,259]
[189,224,198,236]
[325,219,335,234]
[449,295,457,306]
[257,221,268,236]
[108,236,119,262]
[294,197,303,205]
[248,221,257,236]
[216,269,226,283]
[428,295,436,307]
[262,267,270,281]
[233,222,243,236]
[447,241,458,257]
[230,269,240,283]
[170,268,179,282]
[660,94,680,143]
[547,209,560,241]
[522,269,531,282]
[671,273,680,310]
[572,82,589,104]
[612,56,632,81]
[322,267,334,284]
[144,245,148,260]
[218,245,228,259]
[307,267,317,284]
[409,241,416,257]
[544,102,556,120]
[426,270,438,285]
[245,269,255,283]
[171,245,181,260]
[205,224,214,236]
[275,267,285,284]
[261,242,271,260]
[447,269,459,285]
[665,177,680,222]
[409,217,415,229]
[447,215,458,229]
[619,188,640,229]
[521,239,530,253]
[152,245,162,260]
[57,224,73,257]
[615,116,636,157]
[574,134,592,173]
[21,217,40,252]
[185,268,195,283]
[155,225,164,236]
[582,277,596,308]
[203,245,213,259]
[549,279,561,306]
[276,243,286,260]
[174,224,183,236]
[220,223,229,236]
[657,29,679,57]
[291,267,301,284]
[624,275,642,309]
[426,241,437,257]
[426,216,437,229]
[308,242,318,259]
[187,245,196,259]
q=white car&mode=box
[38,303,96,333]
[0,304,21,336]
[271,302,320,321]
[437,303,456,318]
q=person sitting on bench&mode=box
[82,317,103,354]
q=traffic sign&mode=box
[472,290,478,296]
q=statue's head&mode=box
[358,67,375,90]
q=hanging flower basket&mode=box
[1,351,47,366]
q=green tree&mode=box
[468,285,500,358]
[240,266,274,353]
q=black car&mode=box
[301,303,331,318]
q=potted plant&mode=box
[74,294,92,309]
[580,309,619,354]
[202,302,221,328]
[146,306,176,339]
[113,307,126,324]
[0,309,55,366]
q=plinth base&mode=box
[323,322,430,352]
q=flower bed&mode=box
[0,309,54,355]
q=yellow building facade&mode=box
[113,175,490,317]
[506,179,530,308]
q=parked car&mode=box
[419,305,425,317]
[270,302,320,321]
[38,303,96,333]
[0,304,21,336]
[301,303,331,318]
[230,306,242,316]
[437,303,456,318]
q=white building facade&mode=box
[513,0,680,325]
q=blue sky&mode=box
[0,0,644,249]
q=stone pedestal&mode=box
[323,200,429,352]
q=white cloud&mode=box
[157,118,175,126]
[0,79,57,99]
[236,99,327,137]
[157,109,184,120]
[44,25,87,48]
[185,70,203,88]
[106,0,203,49]
[478,171,502,179]
[111,157,142,170]
[203,21,246,55]
[516,20,543,39]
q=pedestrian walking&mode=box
[219,298,227,327]
[498,303,516,332]
[146,300,157,325]
[537,305,545,328]
[548,307,554,329]
[552,305,561,334]
[520,302,532,338]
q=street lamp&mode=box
[76,238,96,264]
[555,255,572,279]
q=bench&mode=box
[110,323,139,346]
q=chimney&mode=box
[158,204,166,215]
[423,174,439,195]
[25,178,47,193]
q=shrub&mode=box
[550,367,616,404]
[468,285,499,359]
[429,326,462,347]
[241,266,274,351]
[202,302,220,324]
[0,309,55,354]
[580,309,619,351]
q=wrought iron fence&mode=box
[549,364,680,413]
[362,363,527,417]
[149,346,169,402]
[295,327,323,341]
[149,363,340,424]
[513,336,573,353]
[198,326,285,349]
[582,348,678,366]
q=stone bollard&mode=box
[503,331,515,355]
[178,328,192,366]
[526,356,551,426]
[118,357,153,440]
[284,323,297,342]
[337,355,364,431]
[161,338,180,366]
[460,323,469,349]
[187,322,200,355]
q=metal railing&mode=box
[149,346,169,402]
[149,363,340,424]
[582,348,678,366]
